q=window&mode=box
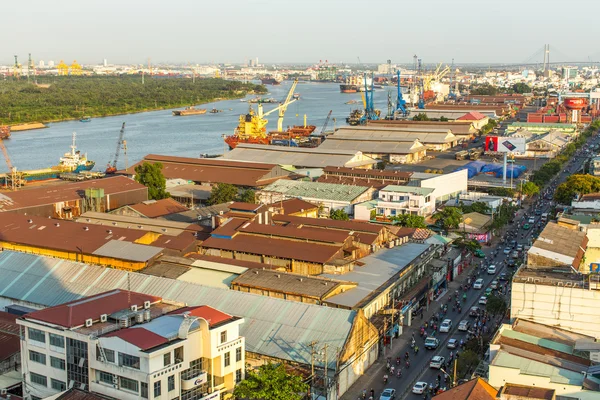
[50,356,65,370]
[29,350,46,365]
[163,352,171,367]
[153,381,161,397]
[235,368,242,382]
[220,331,227,344]
[28,328,45,343]
[174,346,184,363]
[30,372,47,387]
[390,209,397,216]
[377,208,385,215]
[49,333,64,348]
[141,382,148,399]
[120,376,139,393]
[98,371,113,384]
[236,347,242,362]
[168,375,175,391]
[51,379,66,391]
[103,348,115,363]
[119,353,140,370]
[224,352,230,367]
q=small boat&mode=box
[80,116,91,122]
[172,106,207,116]
[345,100,358,105]
[210,108,221,114]
[293,93,300,100]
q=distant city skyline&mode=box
[4,0,600,66]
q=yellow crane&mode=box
[0,138,22,190]
[70,60,82,75]
[57,60,69,76]
[273,78,298,132]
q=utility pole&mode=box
[308,340,318,398]
[453,358,458,387]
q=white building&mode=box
[18,290,244,400]
[408,169,468,204]
[354,185,435,220]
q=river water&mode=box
[4,82,397,171]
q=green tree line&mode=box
[0,76,266,124]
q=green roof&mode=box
[261,180,370,203]
[509,122,577,129]
[493,352,583,385]
[382,185,434,196]
[502,329,573,354]
[355,200,378,210]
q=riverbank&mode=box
[9,123,47,132]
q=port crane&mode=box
[395,70,407,117]
[0,138,22,190]
[320,110,333,135]
[272,78,298,132]
[360,73,380,124]
[106,122,127,174]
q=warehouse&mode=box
[317,166,413,189]
[331,126,459,151]
[368,120,477,141]
[318,137,426,164]
[407,108,498,120]
[0,176,148,218]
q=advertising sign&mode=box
[485,136,526,153]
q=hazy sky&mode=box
[5,0,600,65]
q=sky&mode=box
[4,0,600,66]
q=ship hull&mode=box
[261,78,281,85]
[340,84,358,93]
[172,109,207,116]
[225,135,270,149]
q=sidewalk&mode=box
[340,261,477,400]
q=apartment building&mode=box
[18,290,244,400]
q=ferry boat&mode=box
[80,116,91,122]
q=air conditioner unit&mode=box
[0,389,6,395]
[112,376,118,384]
[144,301,151,309]
[131,305,138,312]
[100,314,108,323]
[85,318,93,327]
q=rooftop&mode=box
[79,211,202,235]
[381,185,435,196]
[321,243,431,308]
[0,312,20,363]
[127,198,188,218]
[92,240,164,262]
[0,251,355,369]
[332,126,457,144]
[457,111,488,121]
[222,143,378,168]
[321,166,412,179]
[52,389,113,400]
[318,137,426,154]
[368,120,476,135]
[268,198,319,215]
[0,176,146,212]
[431,377,497,400]
[461,212,492,231]
[529,222,588,267]
[272,214,385,234]
[158,202,233,223]
[260,180,371,203]
[500,384,554,400]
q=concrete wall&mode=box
[419,169,468,203]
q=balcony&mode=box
[216,337,242,353]
[181,370,208,391]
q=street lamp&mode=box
[439,358,458,388]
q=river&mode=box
[4,82,399,171]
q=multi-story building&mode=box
[354,185,435,220]
[18,290,244,400]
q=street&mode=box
[344,129,600,400]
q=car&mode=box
[517,244,524,252]
[528,217,536,224]
[439,319,452,333]
[499,272,508,281]
[510,240,518,248]
[447,338,458,349]
[474,249,485,258]
[458,320,470,331]
[379,388,396,400]
[522,223,530,230]
[508,258,517,267]
[473,278,484,289]
[479,296,488,305]
[485,288,493,297]
[412,382,428,394]
[535,209,542,216]
[487,265,497,275]
[512,251,520,259]
[503,247,512,255]
[490,280,498,289]
[430,356,445,369]
[469,306,481,317]
[424,337,440,350]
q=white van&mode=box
[541,213,548,222]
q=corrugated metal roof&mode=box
[0,251,353,369]
[318,137,425,154]
[261,180,369,203]
[333,127,457,144]
[92,240,163,262]
[492,351,584,385]
[382,185,434,196]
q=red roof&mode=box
[229,202,264,212]
[457,111,488,121]
[268,198,319,215]
[128,198,188,218]
[24,290,162,328]
[104,327,168,351]
[171,305,233,328]
[0,312,20,362]
[272,214,384,234]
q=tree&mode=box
[134,162,170,200]
[512,83,531,94]
[238,189,256,204]
[454,237,481,252]
[461,201,490,215]
[412,113,430,121]
[233,362,309,400]
[330,209,350,221]
[439,116,449,122]
[390,213,427,228]
[432,207,463,231]
[456,350,480,378]
[486,295,507,317]
[520,181,539,197]
[208,183,238,205]
[554,174,600,204]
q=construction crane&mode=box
[395,70,407,117]
[320,110,333,135]
[106,122,126,174]
[0,138,21,190]
[13,55,21,79]
[261,78,298,132]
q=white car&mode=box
[490,280,498,289]
[439,319,452,333]
[528,217,536,224]
[473,278,484,289]
[487,265,497,275]
[479,296,488,305]
[503,247,512,255]
[379,388,396,400]
[430,355,445,369]
[458,320,470,331]
[447,338,458,349]
[412,382,428,394]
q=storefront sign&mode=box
[181,372,208,391]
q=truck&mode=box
[455,150,469,160]
[469,148,484,160]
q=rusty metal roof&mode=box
[128,198,188,218]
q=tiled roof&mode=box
[500,384,554,400]
[432,377,497,400]
[457,111,488,121]
[272,214,384,234]
[24,290,161,328]
[55,389,113,399]
[128,198,188,218]
[169,305,233,328]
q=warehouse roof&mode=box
[79,211,202,235]
[318,137,426,154]
[322,166,412,179]
[261,180,370,203]
[368,120,477,136]
[93,240,163,262]
[0,251,354,369]
[333,126,457,144]
[431,378,497,400]
[159,202,233,223]
[529,222,588,267]
[127,198,188,218]
[0,176,146,212]
[232,269,354,299]
[407,108,497,119]
[222,144,378,168]
[491,351,585,386]
[238,222,352,244]
[0,213,148,255]
[457,111,488,121]
[272,214,385,234]
[268,198,319,215]
[187,254,275,272]
[133,154,295,187]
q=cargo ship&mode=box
[261,77,281,85]
[340,75,372,93]
[172,106,207,116]
[0,126,11,139]
[19,133,95,182]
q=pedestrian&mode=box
[370,388,374,398]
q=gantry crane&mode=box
[13,55,21,79]
[57,60,69,76]
[106,123,126,174]
[395,70,407,117]
[360,73,380,124]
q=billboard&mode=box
[485,136,526,153]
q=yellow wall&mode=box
[0,242,147,271]
[135,232,161,245]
